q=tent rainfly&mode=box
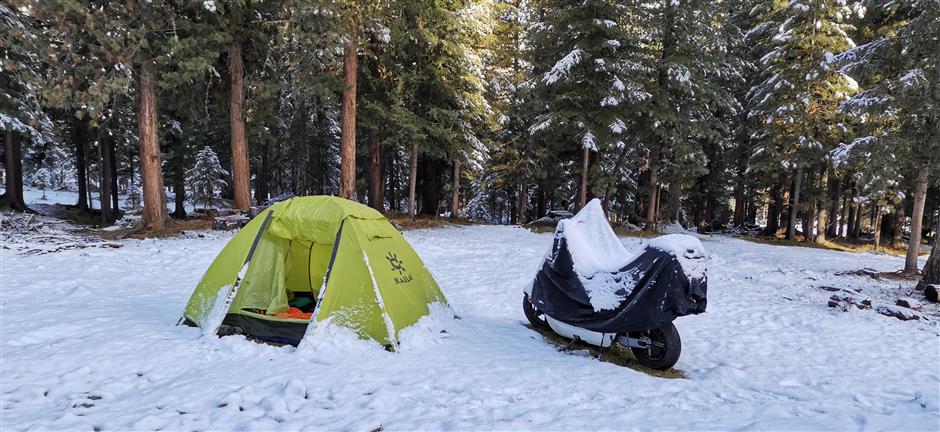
[180,196,448,347]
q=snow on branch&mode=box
[543,49,583,85]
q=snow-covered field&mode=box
[1,225,938,431]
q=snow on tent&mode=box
[181,196,448,348]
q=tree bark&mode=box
[905,166,931,274]
[408,142,418,218]
[518,184,527,224]
[3,129,27,211]
[851,203,862,239]
[827,176,842,238]
[98,128,113,223]
[109,138,119,212]
[451,160,460,219]
[339,20,359,200]
[917,219,940,300]
[136,62,168,229]
[891,205,905,249]
[873,208,883,250]
[846,199,857,240]
[418,156,443,216]
[645,157,658,230]
[73,117,89,212]
[815,168,829,244]
[787,166,803,240]
[580,146,590,208]
[368,129,383,210]
[229,41,252,210]
[172,164,186,219]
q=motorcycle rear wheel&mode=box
[629,322,681,370]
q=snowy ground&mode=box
[1,224,938,431]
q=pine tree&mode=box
[833,0,939,273]
[187,146,229,210]
[1,3,51,211]
[747,0,862,241]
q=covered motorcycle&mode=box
[523,199,707,369]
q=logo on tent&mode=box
[386,252,413,285]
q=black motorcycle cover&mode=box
[528,201,707,334]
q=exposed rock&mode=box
[895,297,924,312]
[875,305,920,321]
[827,294,872,311]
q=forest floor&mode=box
[2,199,938,430]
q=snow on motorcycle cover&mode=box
[527,199,708,334]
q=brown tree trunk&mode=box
[827,176,842,238]
[418,156,443,216]
[905,166,931,274]
[98,128,113,223]
[646,159,658,230]
[258,135,269,204]
[73,117,89,212]
[873,208,883,250]
[339,21,359,200]
[387,146,397,211]
[889,206,904,248]
[451,160,460,219]
[917,219,940,300]
[815,168,829,244]
[136,62,168,229]
[109,139,119,212]
[408,142,418,218]
[368,129,383,210]
[3,129,27,211]
[172,165,186,219]
[851,203,862,239]
[229,41,252,210]
[580,146,590,208]
[518,184,527,224]
[787,166,803,240]
[846,200,857,240]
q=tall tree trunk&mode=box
[339,20,358,200]
[418,156,443,216]
[851,203,862,239]
[905,166,931,274]
[838,194,848,237]
[408,142,418,218]
[368,129,383,210]
[827,176,842,238]
[787,166,803,240]
[579,146,590,208]
[891,205,905,248]
[733,183,745,227]
[518,184,527,224]
[451,160,460,219]
[109,139,119,212]
[98,128,113,223]
[917,219,940,301]
[229,41,252,210]
[73,117,89,212]
[3,129,27,211]
[846,199,857,240]
[873,208,883,250]
[258,135,269,204]
[765,184,782,236]
[815,168,829,244]
[387,145,398,211]
[172,164,186,219]
[645,157,658,230]
[136,62,168,229]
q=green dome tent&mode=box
[181,196,447,348]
